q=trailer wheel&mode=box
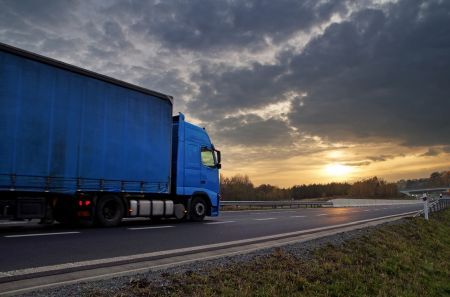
[95,195,124,227]
[189,197,207,222]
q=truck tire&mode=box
[95,195,124,227]
[189,197,207,222]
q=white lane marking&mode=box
[4,232,80,238]
[122,218,150,222]
[254,218,276,221]
[128,226,174,230]
[205,221,236,225]
[351,210,360,213]
[0,221,29,225]
[363,210,370,212]
[290,215,306,218]
[316,214,328,216]
[266,211,296,214]
[222,209,296,214]
[1,210,419,280]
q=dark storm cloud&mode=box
[108,0,348,51]
[81,20,140,65]
[0,0,77,48]
[0,1,112,59]
[211,114,294,147]
[342,161,371,167]
[188,63,288,121]
[342,154,405,167]
[1,0,449,151]
[0,0,79,28]
[421,147,442,157]
[287,0,450,146]
[40,37,81,53]
[188,0,450,147]
[0,0,187,101]
[0,0,137,55]
[366,154,399,162]
[137,68,194,105]
[92,21,136,53]
[421,146,450,157]
[0,0,82,50]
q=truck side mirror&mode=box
[216,163,222,169]
[215,150,221,166]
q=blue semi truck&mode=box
[0,42,221,226]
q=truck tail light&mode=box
[78,200,92,207]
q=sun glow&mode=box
[325,164,352,177]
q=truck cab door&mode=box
[184,143,201,189]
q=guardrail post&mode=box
[423,199,429,220]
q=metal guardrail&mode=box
[220,200,333,209]
[429,198,450,212]
[221,198,450,212]
[414,198,450,218]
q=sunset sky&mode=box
[1,0,449,187]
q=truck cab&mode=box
[172,113,221,220]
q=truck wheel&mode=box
[189,197,207,222]
[95,195,124,227]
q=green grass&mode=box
[87,210,450,297]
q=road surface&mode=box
[0,204,422,273]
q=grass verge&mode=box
[87,210,450,297]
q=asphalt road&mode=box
[0,204,422,272]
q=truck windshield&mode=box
[201,148,216,167]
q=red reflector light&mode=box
[85,200,91,206]
[78,201,83,207]
[77,211,90,217]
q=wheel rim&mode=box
[103,201,118,220]
[195,203,205,216]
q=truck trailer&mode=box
[0,42,221,226]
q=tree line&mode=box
[220,174,403,201]
[397,171,450,190]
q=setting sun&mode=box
[325,164,352,177]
